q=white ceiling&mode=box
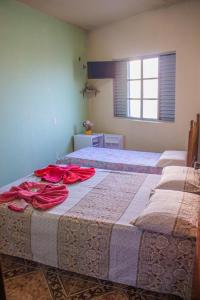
[18,0,187,30]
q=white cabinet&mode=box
[74,134,104,151]
[74,133,124,151]
[104,134,124,149]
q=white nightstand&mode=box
[104,134,124,149]
[74,133,104,151]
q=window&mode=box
[128,58,158,120]
[113,53,176,122]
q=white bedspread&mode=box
[57,147,162,174]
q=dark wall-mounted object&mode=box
[87,61,116,79]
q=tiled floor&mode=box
[0,254,180,300]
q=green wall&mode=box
[0,0,87,187]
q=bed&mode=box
[57,114,199,174]
[57,147,163,174]
[57,147,189,174]
[0,168,197,300]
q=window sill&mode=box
[113,116,175,124]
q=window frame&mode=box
[127,57,159,121]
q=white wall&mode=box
[87,0,200,152]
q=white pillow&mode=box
[155,166,200,194]
[156,150,187,168]
[131,189,200,238]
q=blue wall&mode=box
[0,0,87,186]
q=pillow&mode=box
[156,150,187,168]
[155,166,200,194]
[130,189,200,238]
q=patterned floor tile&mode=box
[60,275,100,296]
[126,286,180,300]
[0,254,25,272]
[23,258,41,269]
[5,270,52,300]
[68,285,115,300]
[1,254,181,300]
[3,265,38,280]
[93,290,129,300]
[43,269,68,299]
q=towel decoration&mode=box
[0,165,95,212]
[34,164,95,184]
[0,182,68,212]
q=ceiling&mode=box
[17,0,187,30]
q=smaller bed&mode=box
[57,114,199,173]
[57,147,188,175]
[57,147,163,174]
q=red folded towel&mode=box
[0,181,68,212]
[34,164,95,184]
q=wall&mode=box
[87,0,200,152]
[0,0,87,186]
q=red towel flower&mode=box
[34,165,95,184]
[0,181,68,212]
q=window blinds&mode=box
[158,53,176,121]
[113,53,176,121]
[113,61,128,118]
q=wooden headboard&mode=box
[192,222,200,300]
[189,115,200,300]
[187,114,200,167]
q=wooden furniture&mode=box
[187,114,200,167]
[0,265,6,300]
[192,216,200,300]
[188,114,200,299]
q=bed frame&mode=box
[192,221,200,300]
[191,114,200,299]
[187,114,200,167]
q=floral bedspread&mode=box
[0,169,195,299]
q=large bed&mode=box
[0,168,196,300]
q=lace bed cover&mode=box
[0,169,196,300]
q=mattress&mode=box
[57,147,162,174]
[0,169,195,300]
